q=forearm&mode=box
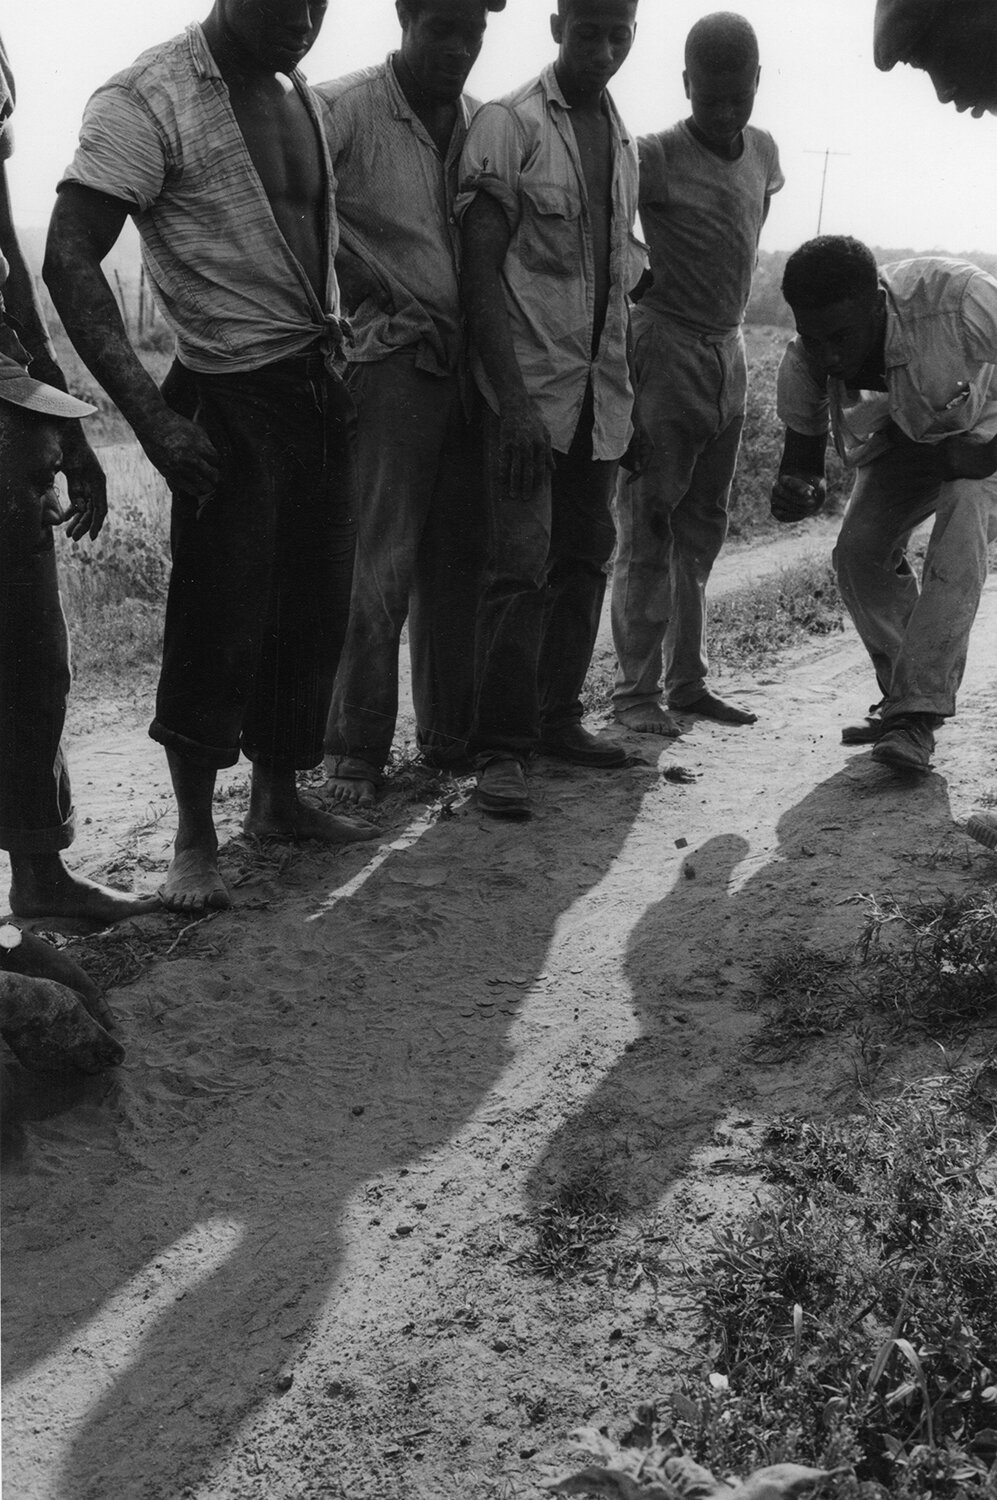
[45,254,164,437]
[44,202,167,442]
[464,264,531,411]
[780,428,827,478]
[461,196,532,413]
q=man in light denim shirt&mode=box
[458,0,643,819]
[772,235,997,774]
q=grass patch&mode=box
[556,886,997,1498]
[708,555,845,675]
[750,947,852,1060]
[58,446,171,678]
[556,1068,997,1497]
[582,553,845,718]
[528,1166,624,1281]
[859,888,997,1039]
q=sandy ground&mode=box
[3,513,997,1500]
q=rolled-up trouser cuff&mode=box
[322,754,383,787]
[0,808,76,854]
[149,718,240,771]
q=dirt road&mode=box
[3,549,996,1500]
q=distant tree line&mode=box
[747,246,997,328]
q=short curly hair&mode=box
[781,236,880,311]
[685,12,759,73]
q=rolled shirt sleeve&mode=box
[456,102,525,232]
[777,336,830,437]
[61,85,169,211]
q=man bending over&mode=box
[772,235,997,774]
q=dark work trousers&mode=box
[472,386,619,759]
[150,350,357,772]
[324,351,484,781]
[0,513,75,853]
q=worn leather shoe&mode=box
[538,722,628,768]
[841,698,888,745]
[871,713,935,772]
[476,755,531,818]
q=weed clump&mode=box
[681,1079,997,1495]
[529,1168,623,1280]
[708,557,845,675]
[859,888,997,1037]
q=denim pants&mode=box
[473,389,619,758]
[324,352,483,779]
[151,351,357,772]
[612,310,746,712]
[0,515,75,854]
[834,433,997,718]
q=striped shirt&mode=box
[317,59,475,378]
[60,24,342,375]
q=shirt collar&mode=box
[539,60,630,145]
[540,62,571,111]
[384,53,472,131]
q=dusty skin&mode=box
[613,703,682,737]
[3,499,997,1499]
[322,774,380,809]
[9,855,160,925]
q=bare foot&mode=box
[0,972,125,1075]
[675,691,757,726]
[614,703,682,737]
[244,795,380,845]
[159,848,232,914]
[322,775,378,809]
[9,858,160,926]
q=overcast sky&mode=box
[5,0,996,254]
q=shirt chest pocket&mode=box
[519,183,581,278]
[903,365,993,442]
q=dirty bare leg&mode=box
[159,750,231,913]
[244,763,380,844]
[9,853,160,924]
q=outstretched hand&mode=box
[771,471,827,523]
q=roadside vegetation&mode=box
[550,886,997,1499]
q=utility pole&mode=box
[804,148,851,235]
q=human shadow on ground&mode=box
[1,759,649,1498]
[525,761,957,1217]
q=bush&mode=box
[730,328,851,544]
